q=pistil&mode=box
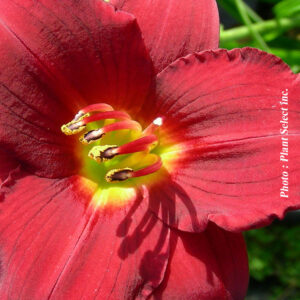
[143,117,163,135]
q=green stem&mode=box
[244,3,263,23]
[234,0,270,51]
[218,0,263,23]
[220,17,300,44]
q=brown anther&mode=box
[67,122,83,131]
[79,130,105,144]
[105,168,133,182]
[61,113,89,135]
[88,145,118,163]
[102,147,118,160]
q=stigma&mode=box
[61,103,163,183]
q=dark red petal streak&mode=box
[111,0,219,73]
[0,0,152,177]
[149,48,300,232]
[151,224,248,300]
[0,148,18,184]
[0,174,169,299]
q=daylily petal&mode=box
[152,224,248,300]
[111,0,219,73]
[148,48,300,232]
[0,173,170,299]
[0,0,153,178]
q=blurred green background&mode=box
[218,1,300,299]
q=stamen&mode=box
[62,111,131,135]
[89,135,158,163]
[79,111,131,126]
[105,156,162,183]
[102,120,142,134]
[74,103,113,120]
[131,156,162,178]
[80,120,142,144]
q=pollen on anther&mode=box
[106,168,133,182]
[61,113,90,135]
[89,145,118,163]
[80,130,105,144]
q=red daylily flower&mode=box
[0,1,299,300]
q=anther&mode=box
[61,113,90,135]
[106,168,134,182]
[88,145,118,163]
[80,129,105,144]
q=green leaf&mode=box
[273,0,300,18]
[259,0,281,3]
[220,17,300,45]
